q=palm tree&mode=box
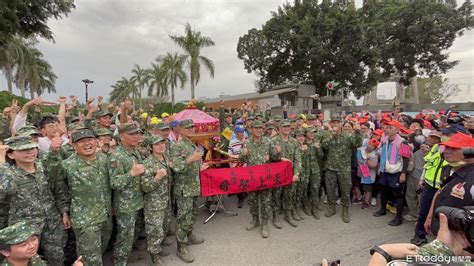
[145,62,168,98]
[130,64,147,108]
[170,23,215,100]
[158,52,187,109]
[25,49,57,98]
[109,77,138,104]
[14,44,39,98]
[0,37,25,93]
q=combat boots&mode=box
[342,206,350,223]
[272,212,282,229]
[188,232,204,245]
[260,218,269,238]
[284,211,298,227]
[303,205,312,216]
[291,209,301,221]
[325,204,336,218]
[161,237,173,247]
[246,215,260,231]
[295,208,305,220]
[176,242,194,263]
[151,254,164,265]
[311,205,321,220]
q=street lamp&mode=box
[82,79,94,103]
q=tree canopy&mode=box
[237,0,473,98]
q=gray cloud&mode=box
[1,0,472,103]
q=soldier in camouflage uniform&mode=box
[240,121,279,238]
[170,119,205,263]
[294,129,309,220]
[0,136,67,265]
[0,221,46,266]
[304,126,324,219]
[271,119,302,228]
[94,128,115,155]
[108,123,145,266]
[141,135,173,265]
[321,116,362,223]
[61,128,113,266]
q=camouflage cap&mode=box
[247,116,256,121]
[179,119,195,128]
[16,126,39,137]
[67,122,86,132]
[294,128,306,136]
[273,115,282,122]
[279,119,291,127]
[251,120,264,128]
[0,221,41,249]
[118,123,142,134]
[289,118,297,123]
[69,116,80,123]
[4,136,38,150]
[95,110,113,118]
[148,135,165,145]
[265,123,275,130]
[224,112,232,117]
[305,126,317,133]
[72,128,95,143]
[254,111,263,117]
[152,123,171,130]
[307,114,317,120]
[94,128,113,137]
[331,115,342,122]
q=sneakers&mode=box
[403,214,418,222]
[336,198,341,205]
[386,203,396,214]
[352,198,363,204]
[361,202,370,209]
[371,197,377,206]
[410,235,428,246]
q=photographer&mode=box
[367,210,472,265]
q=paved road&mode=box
[105,196,415,265]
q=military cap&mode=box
[247,116,256,121]
[273,115,282,122]
[16,126,39,137]
[156,123,171,130]
[294,128,306,136]
[307,114,317,120]
[67,122,86,132]
[279,119,291,127]
[4,136,38,150]
[265,123,275,130]
[331,115,342,122]
[180,119,195,128]
[254,112,263,117]
[118,123,142,134]
[94,128,113,137]
[95,110,113,118]
[148,135,165,146]
[70,116,80,123]
[72,128,95,142]
[0,221,41,250]
[224,112,232,117]
[251,120,264,128]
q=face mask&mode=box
[414,135,426,144]
[447,160,466,168]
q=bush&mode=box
[0,91,59,114]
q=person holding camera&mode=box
[424,132,474,239]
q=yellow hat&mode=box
[161,112,170,118]
[140,112,148,119]
[150,117,161,125]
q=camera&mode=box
[435,206,474,253]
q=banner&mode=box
[200,161,294,197]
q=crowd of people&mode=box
[0,95,473,265]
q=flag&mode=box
[326,81,339,91]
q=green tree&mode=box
[406,76,460,104]
[170,23,215,100]
[130,64,147,108]
[145,61,168,98]
[0,0,75,43]
[158,52,188,109]
[109,77,138,104]
[0,37,25,93]
[237,0,472,98]
[26,50,57,99]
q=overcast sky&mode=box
[1,0,473,103]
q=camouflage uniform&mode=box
[306,128,324,211]
[418,239,455,257]
[294,129,310,213]
[170,120,201,245]
[108,124,144,266]
[0,221,46,266]
[61,129,113,266]
[321,125,362,221]
[0,136,67,266]
[271,127,302,214]
[141,135,173,261]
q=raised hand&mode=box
[58,96,67,104]
[98,96,104,103]
[50,133,63,152]
[154,168,167,181]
